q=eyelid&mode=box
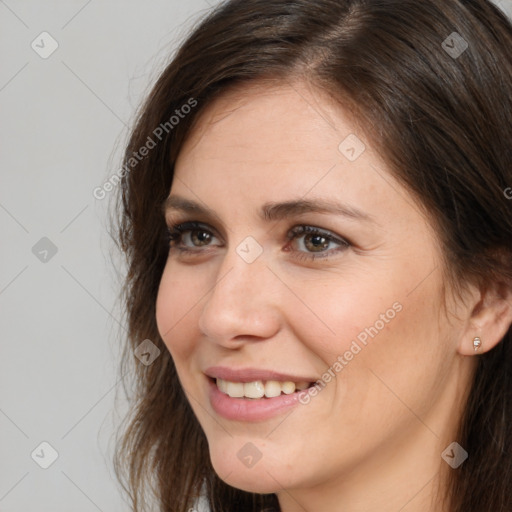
[166,220,223,244]
[166,218,219,234]
[286,225,350,246]
[285,225,350,261]
[165,218,351,260]
[165,217,347,241]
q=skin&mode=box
[155,80,511,512]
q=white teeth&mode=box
[264,380,282,398]
[281,381,296,394]
[217,378,228,393]
[216,378,310,398]
[226,381,244,398]
[244,381,265,398]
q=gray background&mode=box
[0,1,216,511]
[1,1,511,511]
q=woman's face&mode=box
[155,81,475,505]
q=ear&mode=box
[458,280,512,356]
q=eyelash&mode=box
[165,221,350,261]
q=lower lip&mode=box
[207,377,306,422]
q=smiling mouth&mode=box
[213,377,315,399]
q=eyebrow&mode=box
[162,195,376,224]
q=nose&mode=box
[198,247,282,347]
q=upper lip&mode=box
[204,366,316,383]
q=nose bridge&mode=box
[198,242,280,342]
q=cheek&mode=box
[326,275,446,414]
[287,268,444,409]
[284,270,405,361]
[155,253,442,378]
[155,264,203,360]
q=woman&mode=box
[112,0,512,511]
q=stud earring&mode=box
[473,336,482,351]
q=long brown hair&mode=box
[111,1,512,510]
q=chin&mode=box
[209,447,295,494]
[216,466,283,494]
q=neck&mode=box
[278,428,450,512]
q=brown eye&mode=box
[166,221,221,252]
[287,225,350,260]
[189,230,213,246]
[303,234,330,252]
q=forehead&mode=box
[174,82,371,195]
[176,81,353,167]
[170,81,429,237]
